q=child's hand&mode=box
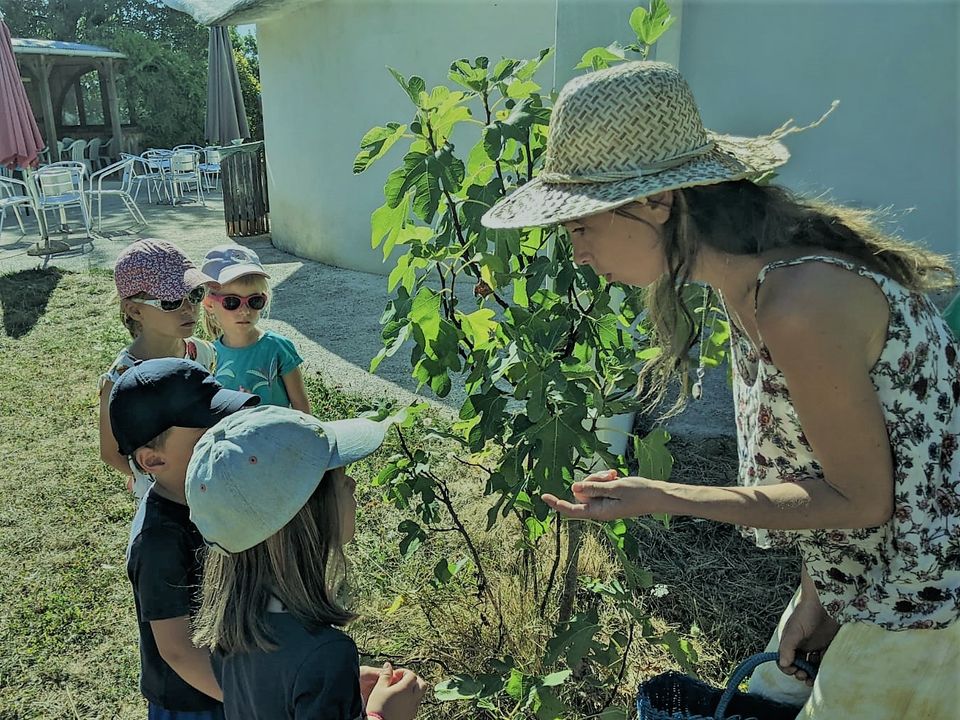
[366,662,427,720]
[359,665,381,706]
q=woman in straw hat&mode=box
[483,61,960,719]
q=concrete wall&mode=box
[677,0,958,259]
[258,0,958,271]
[257,0,557,274]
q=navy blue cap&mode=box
[109,358,259,456]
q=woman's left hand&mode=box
[542,469,667,521]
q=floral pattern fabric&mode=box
[728,256,960,629]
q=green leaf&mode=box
[575,45,627,70]
[370,199,409,251]
[514,48,554,81]
[529,405,589,496]
[409,288,441,347]
[384,151,429,208]
[506,78,540,99]
[397,519,426,557]
[504,668,526,700]
[630,1,676,47]
[634,428,673,481]
[538,669,571,687]
[546,609,601,667]
[596,706,631,720]
[388,66,425,106]
[434,676,485,701]
[354,123,407,174]
[458,308,499,351]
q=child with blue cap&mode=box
[110,358,259,719]
[186,405,428,720]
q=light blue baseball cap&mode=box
[201,244,269,286]
[185,405,387,554]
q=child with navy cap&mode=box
[110,358,259,720]
[186,405,427,720]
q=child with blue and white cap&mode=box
[186,405,427,720]
[200,244,311,413]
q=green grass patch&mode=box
[0,267,779,719]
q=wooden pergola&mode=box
[12,38,125,161]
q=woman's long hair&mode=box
[639,180,955,416]
[193,471,355,655]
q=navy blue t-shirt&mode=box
[126,489,221,712]
[212,612,362,720]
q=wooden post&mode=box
[103,59,123,156]
[37,56,58,161]
[98,62,111,128]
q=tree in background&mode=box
[230,28,263,140]
[1,0,263,148]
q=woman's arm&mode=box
[282,367,312,414]
[545,268,895,530]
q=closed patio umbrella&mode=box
[0,15,44,169]
[206,26,249,145]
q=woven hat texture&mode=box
[482,61,834,229]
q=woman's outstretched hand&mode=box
[542,469,666,521]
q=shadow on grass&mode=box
[0,267,66,338]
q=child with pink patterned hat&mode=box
[98,239,217,498]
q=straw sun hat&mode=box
[481,61,835,229]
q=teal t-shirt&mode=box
[213,330,303,407]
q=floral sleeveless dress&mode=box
[727,255,960,630]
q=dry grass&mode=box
[629,436,799,684]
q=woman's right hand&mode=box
[777,592,840,685]
[365,662,428,720]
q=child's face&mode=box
[124,293,201,339]
[203,278,266,335]
[136,426,208,492]
[333,467,357,543]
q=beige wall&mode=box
[257,0,557,274]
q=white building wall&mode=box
[258,0,958,271]
[257,0,557,274]
[676,0,958,259]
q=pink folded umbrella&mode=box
[0,19,44,169]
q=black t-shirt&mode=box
[212,612,362,719]
[126,490,221,712]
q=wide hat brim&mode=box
[481,133,789,230]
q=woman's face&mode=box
[563,194,673,288]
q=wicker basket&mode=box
[636,652,817,720]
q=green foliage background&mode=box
[0,0,263,148]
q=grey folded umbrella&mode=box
[206,25,250,145]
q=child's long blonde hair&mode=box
[202,274,271,339]
[192,472,355,655]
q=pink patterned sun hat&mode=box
[115,239,214,301]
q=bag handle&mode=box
[714,651,818,719]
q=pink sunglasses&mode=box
[207,292,268,311]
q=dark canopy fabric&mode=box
[206,25,249,145]
[0,19,44,169]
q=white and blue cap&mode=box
[201,244,270,285]
[185,405,387,554]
